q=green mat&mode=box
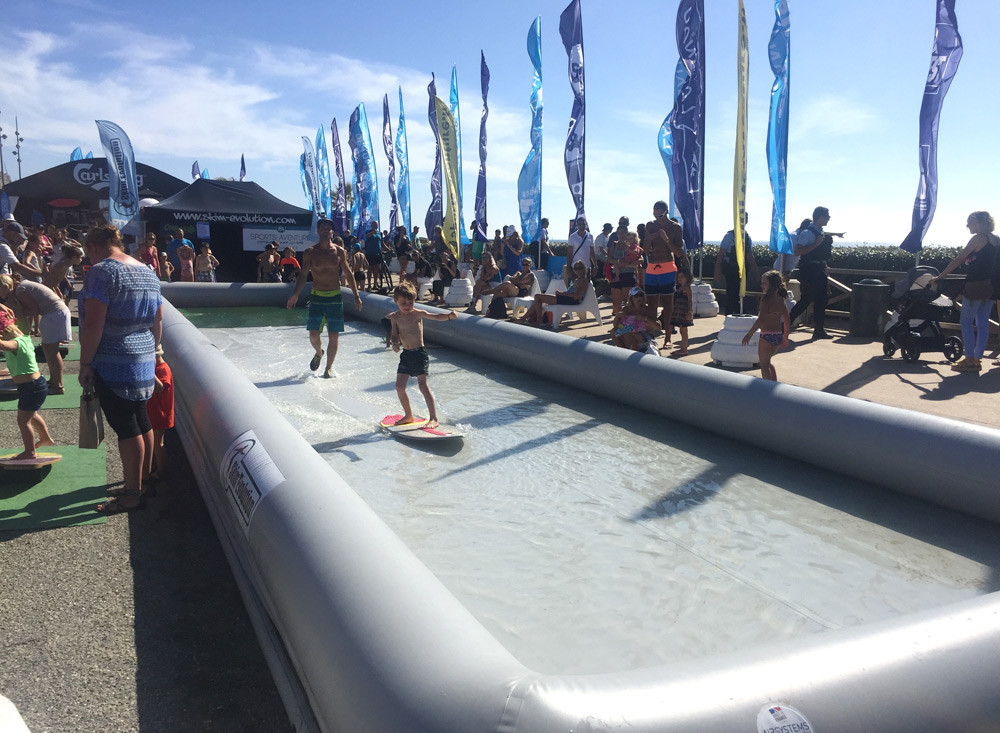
[0,376,83,411]
[179,307,307,329]
[0,444,108,530]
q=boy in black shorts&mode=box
[387,281,457,428]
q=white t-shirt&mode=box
[0,242,17,274]
[594,232,611,261]
[567,230,595,268]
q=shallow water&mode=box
[189,309,1000,675]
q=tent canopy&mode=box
[142,179,312,226]
[2,159,186,206]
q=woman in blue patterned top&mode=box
[79,224,163,514]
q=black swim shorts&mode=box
[397,347,429,377]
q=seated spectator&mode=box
[408,247,434,284]
[483,257,536,299]
[515,261,589,325]
[467,253,501,313]
[611,287,661,351]
[428,250,458,306]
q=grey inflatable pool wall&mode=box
[161,282,1000,732]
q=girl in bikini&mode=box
[742,270,790,382]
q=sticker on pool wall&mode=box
[757,703,814,733]
[221,429,285,534]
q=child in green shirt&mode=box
[0,308,54,459]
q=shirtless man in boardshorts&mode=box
[286,218,363,378]
[643,200,688,343]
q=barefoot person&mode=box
[643,201,687,340]
[286,218,363,378]
[741,270,791,382]
[0,309,54,459]
[387,281,457,429]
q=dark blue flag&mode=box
[670,0,706,249]
[383,95,398,231]
[349,104,380,238]
[425,74,444,236]
[901,0,962,253]
[474,51,490,242]
[559,0,586,220]
[331,119,349,236]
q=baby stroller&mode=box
[882,266,963,363]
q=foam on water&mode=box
[197,316,1000,675]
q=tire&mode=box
[882,338,896,358]
[901,343,920,363]
[943,336,964,363]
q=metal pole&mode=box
[0,110,7,190]
[14,117,23,180]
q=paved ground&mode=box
[1,292,997,732]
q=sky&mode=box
[3,0,999,247]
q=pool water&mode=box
[187,309,1000,675]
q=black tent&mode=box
[1,159,186,232]
[143,179,314,282]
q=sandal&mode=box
[309,350,324,372]
[96,492,145,515]
[47,386,65,395]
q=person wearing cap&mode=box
[643,201,687,335]
[595,222,614,281]
[1,221,42,279]
[788,206,844,339]
[286,218,363,378]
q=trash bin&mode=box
[850,278,891,337]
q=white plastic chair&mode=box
[417,269,438,300]
[543,282,604,328]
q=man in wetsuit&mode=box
[286,218,363,377]
[643,201,687,338]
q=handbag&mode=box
[963,279,993,301]
[79,388,105,449]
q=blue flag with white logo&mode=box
[559,0,586,220]
[315,127,332,218]
[901,0,963,253]
[239,154,247,182]
[383,95,398,231]
[201,168,210,181]
[425,75,444,236]
[517,17,543,250]
[70,147,83,161]
[395,88,412,234]
[349,103,380,238]
[658,59,688,223]
[474,52,490,242]
[450,66,470,246]
[95,120,140,228]
[670,0,706,249]
[192,160,201,180]
[85,151,93,159]
[766,0,792,254]
[331,118,349,236]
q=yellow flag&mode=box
[433,96,461,259]
[733,0,749,297]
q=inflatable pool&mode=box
[161,282,1000,732]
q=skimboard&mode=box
[379,414,465,441]
[0,452,63,470]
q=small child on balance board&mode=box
[388,282,457,428]
[0,308,54,459]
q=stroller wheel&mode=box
[943,336,964,363]
[882,337,897,358]
[901,343,920,363]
